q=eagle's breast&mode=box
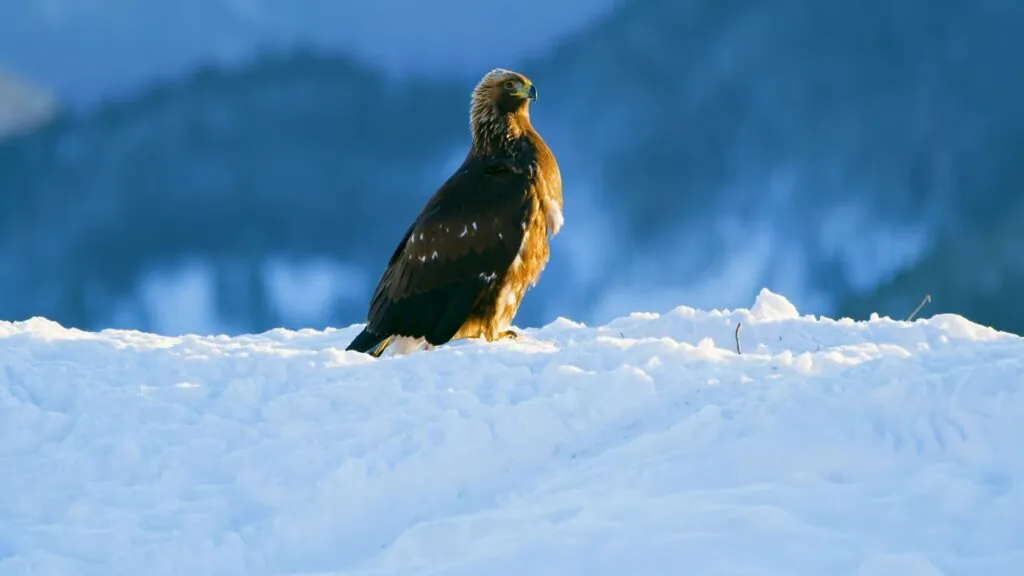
[490,158,560,332]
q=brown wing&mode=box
[362,155,531,345]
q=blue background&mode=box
[1,0,1021,336]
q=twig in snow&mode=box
[906,294,932,322]
[734,322,742,354]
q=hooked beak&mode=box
[526,83,538,102]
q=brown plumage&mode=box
[346,68,563,357]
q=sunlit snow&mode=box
[1,289,1021,575]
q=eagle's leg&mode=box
[481,328,519,342]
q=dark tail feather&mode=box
[346,327,392,357]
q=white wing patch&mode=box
[403,214,527,271]
[405,218,497,265]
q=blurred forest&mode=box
[1,0,1022,335]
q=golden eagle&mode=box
[345,68,563,357]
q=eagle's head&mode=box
[469,68,538,141]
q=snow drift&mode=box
[0,289,1021,575]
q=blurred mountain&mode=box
[0,50,470,333]
[520,0,1024,329]
[1,0,1023,335]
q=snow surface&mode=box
[1,289,1022,575]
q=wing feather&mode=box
[363,155,531,343]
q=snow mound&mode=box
[1,290,1021,575]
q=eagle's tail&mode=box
[345,328,392,358]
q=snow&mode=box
[1,289,1022,575]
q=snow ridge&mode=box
[0,289,1021,575]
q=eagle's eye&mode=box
[503,80,516,91]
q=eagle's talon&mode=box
[498,329,519,340]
